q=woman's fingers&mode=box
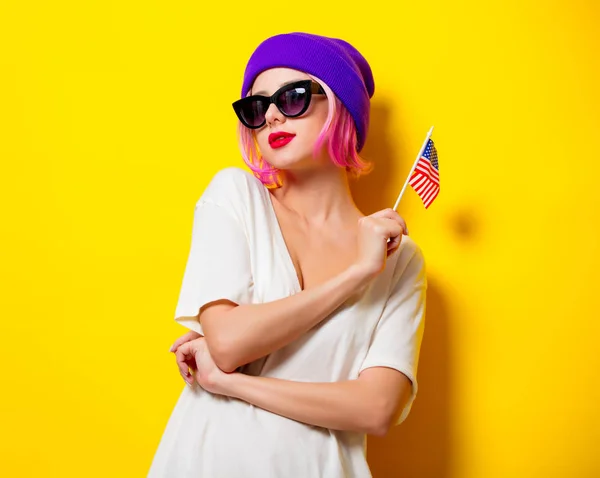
[381,219,404,254]
[175,341,196,381]
[370,208,408,235]
[169,330,201,353]
[387,230,402,256]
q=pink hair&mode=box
[237,77,373,188]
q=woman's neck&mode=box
[271,167,364,227]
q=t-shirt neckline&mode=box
[264,187,304,294]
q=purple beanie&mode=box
[241,32,375,152]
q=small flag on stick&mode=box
[393,126,440,210]
[409,138,439,208]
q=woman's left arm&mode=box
[225,368,411,436]
[186,337,411,437]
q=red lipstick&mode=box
[269,131,296,149]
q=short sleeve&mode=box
[173,199,253,335]
[359,241,427,425]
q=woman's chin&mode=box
[265,153,313,171]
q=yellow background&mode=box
[1,1,599,476]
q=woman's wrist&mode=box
[217,370,245,398]
[344,263,376,291]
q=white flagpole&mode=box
[393,125,434,211]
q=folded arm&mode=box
[200,265,370,372]
[229,368,409,436]
[192,335,412,437]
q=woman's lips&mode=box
[270,137,295,148]
[269,132,296,149]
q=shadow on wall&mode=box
[350,100,402,213]
[351,100,453,478]
[367,279,452,478]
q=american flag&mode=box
[409,138,439,208]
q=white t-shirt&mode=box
[148,167,426,478]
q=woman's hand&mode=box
[174,336,229,394]
[170,330,202,384]
[354,208,407,279]
[192,337,230,395]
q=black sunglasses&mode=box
[232,79,326,129]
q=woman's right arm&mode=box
[201,264,368,372]
[201,208,406,373]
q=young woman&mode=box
[148,32,426,477]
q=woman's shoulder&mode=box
[202,166,261,196]
[390,235,427,285]
[197,166,265,210]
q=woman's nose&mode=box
[264,102,285,126]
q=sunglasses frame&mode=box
[232,79,326,129]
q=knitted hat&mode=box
[241,32,375,152]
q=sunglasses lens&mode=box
[238,99,267,128]
[234,82,316,128]
[277,85,309,117]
